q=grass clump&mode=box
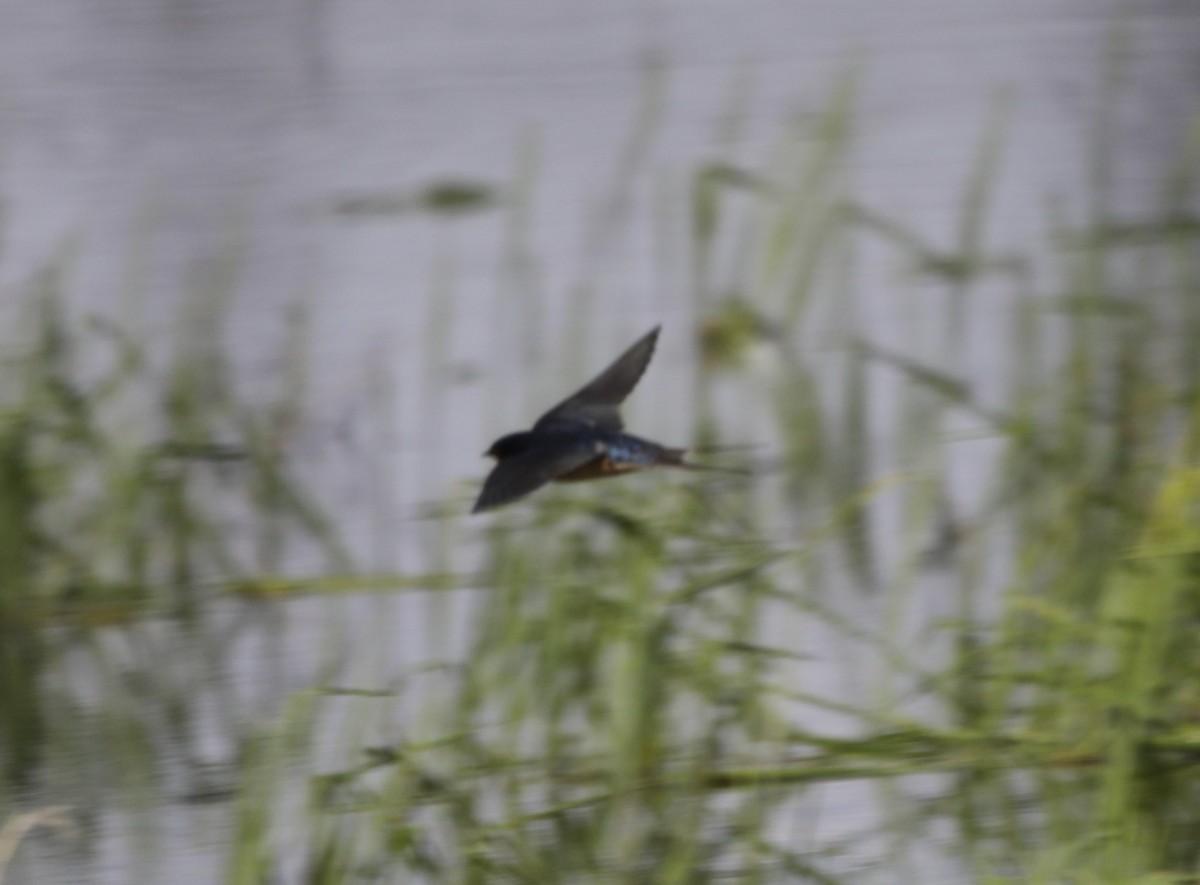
[0,245,347,815]
[4,47,1200,885]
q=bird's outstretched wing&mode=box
[532,326,660,432]
[471,437,602,513]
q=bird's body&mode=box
[556,434,686,480]
[472,326,736,513]
[495,429,685,482]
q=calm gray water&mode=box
[1,0,1198,881]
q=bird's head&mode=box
[484,432,534,460]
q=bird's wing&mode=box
[532,326,660,432]
[471,437,603,513]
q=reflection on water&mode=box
[0,0,1198,881]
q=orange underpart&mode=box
[555,456,645,482]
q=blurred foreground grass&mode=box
[3,61,1200,884]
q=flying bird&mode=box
[472,325,741,513]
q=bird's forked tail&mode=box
[659,447,753,475]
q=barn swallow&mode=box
[473,325,740,513]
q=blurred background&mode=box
[1,1,1199,882]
